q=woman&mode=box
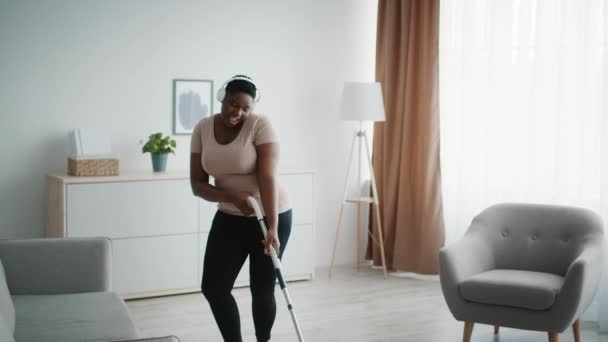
[190,75,292,342]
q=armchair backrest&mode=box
[466,203,604,276]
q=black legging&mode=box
[201,209,292,342]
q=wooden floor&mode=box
[127,265,605,342]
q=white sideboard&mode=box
[46,170,315,299]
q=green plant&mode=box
[141,133,177,154]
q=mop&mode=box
[247,197,305,342]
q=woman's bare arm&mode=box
[255,143,279,231]
[190,152,233,203]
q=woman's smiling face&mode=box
[220,91,254,128]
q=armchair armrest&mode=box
[0,237,111,295]
[553,240,605,322]
[439,236,495,282]
[439,235,495,318]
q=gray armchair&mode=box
[439,203,605,342]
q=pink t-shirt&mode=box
[190,113,291,216]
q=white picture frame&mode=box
[172,79,214,135]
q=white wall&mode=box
[0,0,377,268]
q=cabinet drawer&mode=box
[112,234,199,295]
[198,225,313,287]
[280,174,314,225]
[47,170,314,299]
[198,173,314,231]
[199,200,217,233]
[282,224,314,279]
[66,180,197,239]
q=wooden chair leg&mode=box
[494,325,499,334]
[463,321,474,342]
[548,331,558,342]
[572,319,580,342]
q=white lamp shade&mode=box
[339,82,386,122]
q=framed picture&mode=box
[172,79,214,135]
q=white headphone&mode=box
[216,75,261,103]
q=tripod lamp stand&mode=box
[329,82,388,279]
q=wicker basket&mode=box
[68,157,119,176]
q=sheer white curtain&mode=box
[439,0,607,324]
[440,0,607,243]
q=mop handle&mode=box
[247,197,281,269]
[247,197,306,342]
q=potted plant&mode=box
[141,133,177,172]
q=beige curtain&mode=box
[367,0,445,275]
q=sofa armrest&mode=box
[0,237,111,295]
[439,235,495,318]
[108,336,180,342]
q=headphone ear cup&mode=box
[216,88,225,102]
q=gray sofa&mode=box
[0,237,179,342]
[439,203,605,342]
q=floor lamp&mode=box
[329,82,388,279]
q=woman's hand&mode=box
[229,191,254,216]
[262,228,280,256]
